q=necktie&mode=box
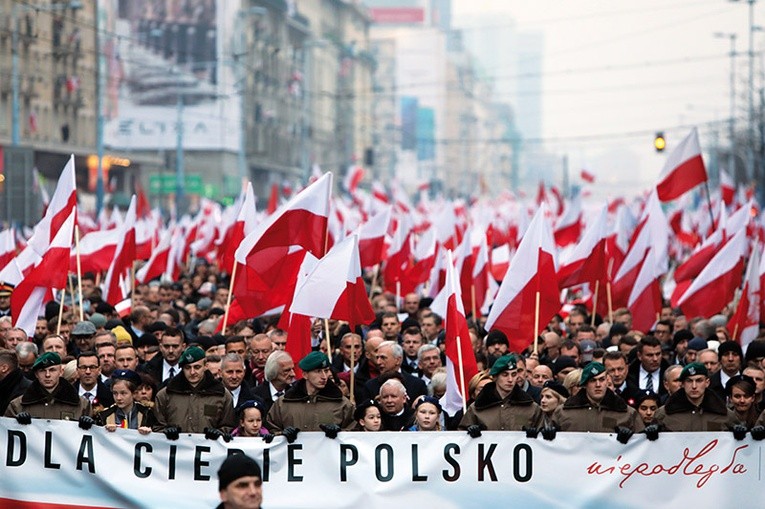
[168,367,175,379]
[645,373,654,392]
[275,390,284,398]
[84,392,93,402]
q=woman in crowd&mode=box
[726,375,759,429]
[97,370,156,434]
[636,391,660,427]
[539,380,569,427]
[408,396,442,431]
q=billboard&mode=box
[102,0,242,151]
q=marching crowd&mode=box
[2,264,765,448]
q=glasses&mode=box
[78,365,99,371]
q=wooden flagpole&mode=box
[323,318,332,359]
[74,225,84,321]
[471,284,477,321]
[606,258,614,323]
[590,280,599,327]
[349,344,356,405]
[56,288,65,335]
[368,264,379,299]
[221,261,238,336]
[456,335,468,414]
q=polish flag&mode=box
[720,169,736,206]
[470,237,491,318]
[672,228,724,285]
[233,173,331,317]
[404,226,437,291]
[69,228,120,274]
[627,249,663,333]
[372,182,389,204]
[11,207,75,337]
[580,169,596,183]
[557,205,608,289]
[485,203,560,353]
[135,228,173,284]
[357,206,391,268]
[102,197,137,305]
[0,228,16,270]
[490,244,510,281]
[729,242,761,348]
[440,249,479,415]
[218,183,257,275]
[434,204,459,250]
[342,165,364,195]
[383,214,413,294]
[266,183,280,215]
[674,231,747,320]
[553,194,582,247]
[290,234,375,329]
[655,127,708,202]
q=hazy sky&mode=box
[451,0,759,197]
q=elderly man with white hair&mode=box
[362,341,427,402]
[378,378,413,430]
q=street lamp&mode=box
[714,32,737,181]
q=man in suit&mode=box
[604,350,644,407]
[400,327,423,375]
[139,327,186,386]
[74,351,114,411]
[361,341,427,401]
[626,336,668,397]
[709,342,743,400]
[220,353,255,409]
[252,350,295,417]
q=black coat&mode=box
[381,405,414,431]
[625,359,669,396]
[74,380,114,409]
[251,381,277,417]
[0,368,31,414]
[362,371,427,402]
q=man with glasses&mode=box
[139,327,186,385]
[74,351,113,410]
[652,320,673,347]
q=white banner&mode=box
[0,417,761,508]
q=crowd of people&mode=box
[2,262,765,446]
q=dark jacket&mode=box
[97,402,158,429]
[74,380,115,411]
[381,405,414,431]
[362,371,428,402]
[459,382,543,431]
[625,359,669,396]
[552,388,645,433]
[5,378,91,421]
[655,389,738,432]
[266,379,355,433]
[230,380,257,409]
[153,371,236,434]
[251,382,278,417]
[0,368,32,414]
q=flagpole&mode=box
[221,261,238,336]
[395,280,401,311]
[130,261,136,309]
[368,264,379,299]
[606,282,613,324]
[349,343,356,405]
[74,225,84,321]
[733,323,739,342]
[471,284,477,321]
[323,318,332,359]
[56,288,65,335]
[703,180,716,234]
[68,275,76,318]
[533,290,540,356]
[590,280,599,327]
[456,335,467,414]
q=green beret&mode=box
[298,351,330,372]
[489,354,518,376]
[579,361,606,385]
[178,346,205,367]
[32,351,62,372]
[679,362,708,381]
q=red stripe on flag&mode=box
[656,155,707,202]
[0,498,120,509]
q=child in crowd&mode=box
[354,399,382,431]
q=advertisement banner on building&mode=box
[0,417,760,508]
[100,0,242,151]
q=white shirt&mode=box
[163,360,179,382]
[270,382,287,400]
[79,384,96,401]
[229,386,242,406]
[639,365,660,392]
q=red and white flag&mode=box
[557,205,608,289]
[233,172,331,317]
[342,166,364,195]
[674,231,747,320]
[440,249,479,416]
[289,234,375,329]
[490,244,511,281]
[485,203,561,353]
[11,207,75,337]
[627,248,663,333]
[102,196,137,305]
[720,169,736,206]
[729,242,761,348]
[553,194,582,247]
[357,205,391,268]
[218,182,258,274]
[69,228,120,274]
[0,228,16,270]
[655,127,708,202]
[135,228,173,284]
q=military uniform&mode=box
[5,377,91,421]
[552,388,645,433]
[266,379,355,432]
[655,389,738,432]
[459,382,543,431]
[153,370,236,433]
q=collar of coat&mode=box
[663,388,728,415]
[562,388,628,412]
[20,378,81,406]
[0,368,27,392]
[473,382,534,410]
[283,379,344,402]
[166,370,226,396]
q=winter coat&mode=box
[97,402,157,430]
[552,388,645,433]
[655,389,739,432]
[4,378,91,421]
[458,382,543,431]
[0,368,32,414]
[153,371,236,434]
[266,379,355,433]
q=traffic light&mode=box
[654,132,666,152]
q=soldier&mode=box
[153,346,236,440]
[551,361,646,443]
[4,351,93,429]
[459,354,543,437]
[654,361,739,433]
[266,352,355,442]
